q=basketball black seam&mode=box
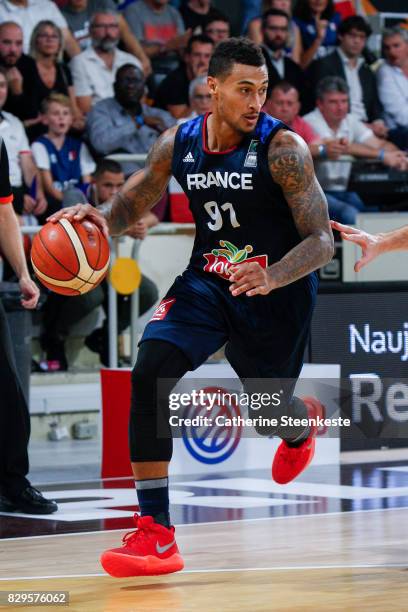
[37,223,96,286]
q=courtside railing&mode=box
[20,222,194,368]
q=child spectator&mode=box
[31,93,95,221]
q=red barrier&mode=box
[100,368,133,479]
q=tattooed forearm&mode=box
[267,130,334,288]
[99,127,177,236]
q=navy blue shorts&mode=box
[141,267,318,378]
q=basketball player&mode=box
[331,220,408,270]
[49,38,334,576]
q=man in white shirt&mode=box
[310,15,387,138]
[70,10,142,114]
[0,0,80,57]
[377,27,408,150]
[0,66,46,215]
[304,76,407,224]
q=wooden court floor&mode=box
[1,508,407,611]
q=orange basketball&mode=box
[31,218,110,296]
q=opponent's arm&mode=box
[266,130,334,288]
[331,220,408,272]
[47,126,177,237]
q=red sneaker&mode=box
[100,514,184,577]
[271,396,325,485]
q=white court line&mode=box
[2,504,408,542]
[1,563,407,582]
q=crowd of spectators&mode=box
[1,0,408,371]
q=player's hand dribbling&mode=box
[229,262,275,297]
[330,220,383,271]
[47,204,109,240]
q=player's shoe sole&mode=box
[100,550,184,577]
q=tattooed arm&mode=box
[229,130,334,297]
[47,126,177,237]
[266,130,334,287]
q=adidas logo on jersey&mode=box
[183,152,195,163]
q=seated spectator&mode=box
[204,13,230,44]
[25,20,84,142]
[154,33,214,118]
[0,0,80,57]
[180,1,226,34]
[62,0,151,75]
[310,15,386,137]
[70,10,142,114]
[124,0,191,83]
[303,77,408,224]
[293,0,341,69]
[84,159,159,366]
[261,9,305,103]
[377,27,408,150]
[0,67,47,216]
[264,81,320,148]
[86,64,175,177]
[31,93,95,221]
[0,22,38,122]
[177,75,212,123]
[247,0,301,63]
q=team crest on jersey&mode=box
[203,240,268,280]
[243,139,259,168]
[150,298,176,321]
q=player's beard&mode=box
[220,102,254,135]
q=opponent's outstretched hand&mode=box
[229,262,275,297]
[330,220,382,272]
[47,203,109,240]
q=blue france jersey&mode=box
[172,112,305,283]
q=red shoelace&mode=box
[122,515,155,547]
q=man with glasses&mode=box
[177,75,212,124]
[261,9,304,103]
[204,14,230,44]
[309,16,386,138]
[70,10,142,114]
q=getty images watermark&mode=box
[155,376,408,440]
[162,383,351,436]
